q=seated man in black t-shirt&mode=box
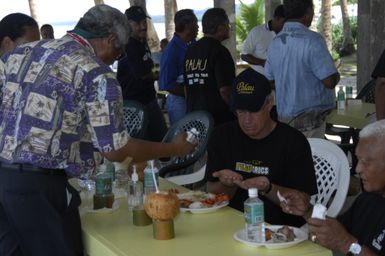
[205,68,318,227]
[286,120,385,255]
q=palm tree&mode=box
[164,0,177,41]
[28,0,40,24]
[235,0,264,43]
[339,0,355,56]
[129,0,160,52]
[320,0,332,51]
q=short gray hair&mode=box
[359,119,385,139]
[76,4,130,50]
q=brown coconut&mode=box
[144,192,180,220]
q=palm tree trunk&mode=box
[129,0,160,52]
[28,0,40,24]
[164,0,177,41]
[339,0,355,56]
[320,0,332,52]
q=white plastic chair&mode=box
[166,164,206,186]
[308,138,350,218]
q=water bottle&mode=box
[346,86,353,99]
[244,188,265,243]
[186,127,199,143]
[127,165,143,211]
[143,160,159,195]
[337,86,346,110]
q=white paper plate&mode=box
[180,201,229,214]
[233,225,307,249]
[83,201,119,214]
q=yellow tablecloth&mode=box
[326,102,375,129]
[80,179,332,256]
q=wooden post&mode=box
[357,0,385,91]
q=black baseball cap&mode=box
[125,6,150,22]
[230,68,272,112]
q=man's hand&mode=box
[280,190,312,217]
[212,169,243,187]
[308,218,356,254]
[233,176,270,192]
[170,132,197,156]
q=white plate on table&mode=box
[233,225,307,249]
[180,201,229,214]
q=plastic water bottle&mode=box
[346,86,353,99]
[127,165,143,211]
[337,86,346,110]
[244,188,265,243]
[186,127,199,143]
[143,160,159,195]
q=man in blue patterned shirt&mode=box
[264,0,340,138]
[0,5,195,256]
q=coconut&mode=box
[144,191,180,220]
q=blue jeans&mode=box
[166,94,186,125]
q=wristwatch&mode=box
[347,242,362,255]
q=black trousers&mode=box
[0,167,84,256]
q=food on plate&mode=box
[177,191,229,209]
[144,191,180,220]
[277,225,295,241]
[265,225,296,242]
[265,228,273,241]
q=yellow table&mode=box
[326,102,375,129]
[80,180,332,256]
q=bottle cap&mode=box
[248,188,258,197]
[132,165,139,182]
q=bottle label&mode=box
[144,168,159,189]
[95,173,112,195]
[244,203,264,224]
[346,86,353,98]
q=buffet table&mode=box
[80,179,332,256]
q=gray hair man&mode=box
[0,4,195,255]
[306,120,385,255]
[284,120,385,255]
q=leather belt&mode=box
[0,162,66,176]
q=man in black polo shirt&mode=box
[205,68,317,227]
[117,6,167,141]
[184,8,236,126]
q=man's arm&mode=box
[376,77,385,120]
[207,169,243,199]
[101,134,196,163]
[241,54,266,67]
[321,72,340,89]
[308,218,379,256]
[166,83,185,97]
[219,86,231,105]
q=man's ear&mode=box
[1,36,15,52]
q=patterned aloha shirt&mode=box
[0,34,130,177]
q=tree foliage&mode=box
[235,0,265,43]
